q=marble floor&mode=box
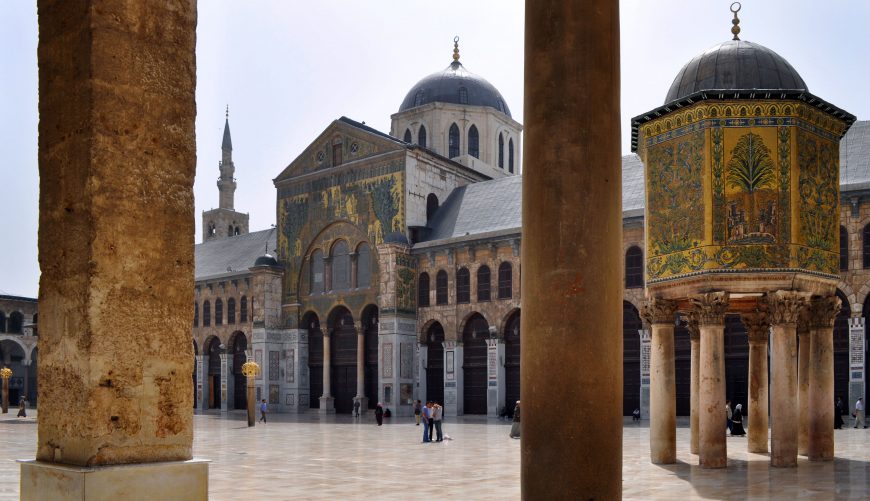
[1,411,868,500]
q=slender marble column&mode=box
[521,0,622,497]
[744,310,770,454]
[356,328,365,399]
[690,292,729,469]
[642,298,678,464]
[768,290,810,467]
[807,296,840,461]
[687,314,701,455]
[797,321,810,455]
[323,331,332,398]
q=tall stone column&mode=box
[807,296,840,461]
[797,320,810,455]
[744,309,770,454]
[25,1,206,498]
[690,292,729,469]
[522,1,622,497]
[687,314,700,455]
[641,298,678,464]
[219,352,229,413]
[319,331,334,413]
[354,325,368,412]
[768,290,810,467]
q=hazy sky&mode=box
[1,1,868,298]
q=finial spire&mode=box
[730,2,741,40]
[453,36,460,62]
[225,104,229,120]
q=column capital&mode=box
[743,308,770,344]
[684,311,700,341]
[689,291,729,326]
[766,290,810,325]
[807,295,841,329]
[641,298,678,325]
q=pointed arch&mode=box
[418,124,427,148]
[403,128,412,143]
[448,123,460,158]
[498,133,505,168]
[508,138,515,173]
[468,124,480,158]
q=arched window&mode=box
[203,300,211,327]
[9,312,23,333]
[356,243,372,288]
[403,128,412,143]
[625,246,644,288]
[426,193,439,222]
[456,268,471,304]
[477,265,491,301]
[418,125,427,148]
[498,133,504,168]
[448,123,460,158]
[228,298,236,324]
[240,296,248,323]
[310,249,324,293]
[863,224,870,269]
[498,262,513,299]
[331,240,350,290]
[193,302,199,327]
[0,312,6,333]
[418,272,430,307]
[234,226,240,236]
[436,270,448,305]
[468,125,480,159]
[840,225,849,271]
[508,138,515,173]
[215,299,223,326]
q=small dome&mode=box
[665,40,807,104]
[398,61,511,117]
[253,254,279,267]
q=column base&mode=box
[19,459,208,501]
[318,396,335,414]
[353,396,369,415]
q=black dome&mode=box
[665,40,807,104]
[398,61,511,117]
[253,254,279,267]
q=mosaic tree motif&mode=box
[797,130,838,255]
[725,132,777,244]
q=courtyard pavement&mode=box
[1,410,868,500]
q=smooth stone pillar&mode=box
[797,326,810,455]
[320,332,334,412]
[744,311,770,454]
[354,327,368,412]
[690,292,729,469]
[688,317,700,455]
[521,0,622,498]
[768,290,809,467]
[34,0,196,468]
[641,299,678,464]
[807,296,840,461]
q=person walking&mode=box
[835,397,845,429]
[421,401,431,442]
[353,399,361,419]
[433,402,443,442]
[854,397,866,428]
[414,399,422,426]
[259,399,268,423]
[510,400,521,439]
[16,397,26,418]
[725,400,733,435]
[375,403,384,426]
[730,404,746,436]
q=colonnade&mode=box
[644,291,840,468]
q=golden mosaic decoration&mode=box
[241,360,261,378]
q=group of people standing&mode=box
[725,400,745,436]
[414,400,443,442]
[724,396,867,434]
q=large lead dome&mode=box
[398,58,511,118]
[664,40,807,104]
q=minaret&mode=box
[202,106,250,241]
[218,108,236,210]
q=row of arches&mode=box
[0,339,37,405]
[0,311,28,334]
[194,296,248,327]
[621,289,861,416]
[402,122,515,172]
[192,331,248,410]
[308,241,373,294]
[422,309,520,414]
[418,263,513,307]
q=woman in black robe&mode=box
[731,404,746,436]
[835,397,845,429]
[374,402,384,426]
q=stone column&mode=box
[768,290,810,467]
[797,319,810,455]
[690,292,730,469]
[417,343,427,404]
[22,359,32,406]
[687,314,700,455]
[196,354,206,412]
[744,309,770,454]
[354,324,368,412]
[807,296,840,461]
[641,298,678,464]
[219,352,229,413]
[25,1,206,497]
[522,1,622,497]
[320,330,334,412]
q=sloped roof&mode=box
[841,121,870,190]
[195,228,277,281]
[423,175,522,243]
[622,154,645,217]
